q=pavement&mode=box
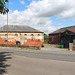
[3,55,75,75]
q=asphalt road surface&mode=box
[0,46,75,62]
[0,46,75,75]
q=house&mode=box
[49,25,75,48]
[0,25,44,46]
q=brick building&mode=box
[0,25,44,46]
[49,26,75,48]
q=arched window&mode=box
[38,39,40,41]
[38,34,40,36]
[24,34,27,36]
[31,34,34,36]
[15,34,18,36]
[5,34,7,36]
[5,40,7,42]
[31,39,34,41]
[16,41,20,45]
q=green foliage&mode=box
[44,35,49,43]
[0,0,9,14]
[41,45,44,47]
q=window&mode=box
[24,34,27,36]
[52,37,54,41]
[15,34,18,36]
[31,34,34,36]
[42,39,43,41]
[31,39,34,41]
[38,34,40,36]
[52,37,54,44]
[38,39,40,41]
[25,39,27,44]
[5,40,7,42]
[59,34,60,37]
[5,34,7,36]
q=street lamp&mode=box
[0,0,9,46]
[7,1,9,46]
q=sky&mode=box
[0,0,75,34]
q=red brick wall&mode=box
[0,39,43,46]
[0,40,16,45]
[49,33,61,44]
[23,39,43,46]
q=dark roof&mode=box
[49,25,75,34]
[0,25,43,33]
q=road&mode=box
[0,46,75,75]
[0,46,75,62]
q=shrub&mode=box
[41,45,44,47]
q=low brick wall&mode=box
[0,44,41,50]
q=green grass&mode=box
[19,47,39,50]
[0,46,39,50]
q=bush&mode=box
[41,45,44,47]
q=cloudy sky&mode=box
[0,0,75,34]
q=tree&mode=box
[0,0,9,14]
[44,34,49,43]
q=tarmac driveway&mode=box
[41,46,68,51]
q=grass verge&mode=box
[0,46,39,50]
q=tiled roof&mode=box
[68,30,75,33]
[49,25,75,34]
[0,25,43,33]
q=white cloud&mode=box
[60,8,75,19]
[28,0,75,19]
[20,0,25,5]
[33,26,57,34]
[0,0,75,34]
[0,10,53,34]
[72,19,75,22]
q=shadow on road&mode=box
[0,52,13,75]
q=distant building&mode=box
[49,26,75,48]
[0,25,44,46]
